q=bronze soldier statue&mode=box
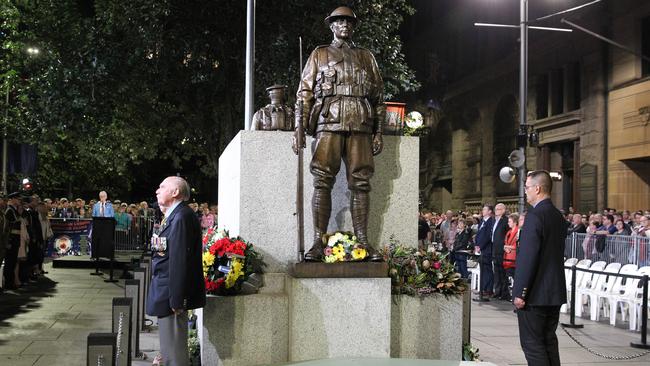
[293,6,385,261]
[251,84,294,131]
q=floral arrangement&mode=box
[321,231,367,263]
[383,238,467,297]
[202,227,265,295]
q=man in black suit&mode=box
[513,170,568,366]
[567,213,586,235]
[146,176,206,366]
[473,204,495,301]
[492,203,510,300]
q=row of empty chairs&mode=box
[563,258,650,331]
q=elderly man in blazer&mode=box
[513,170,568,366]
[146,176,205,366]
[474,204,495,302]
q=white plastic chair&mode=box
[585,262,623,321]
[594,264,637,323]
[468,260,480,292]
[575,261,608,317]
[561,258,586,313]
[616,266,650,331]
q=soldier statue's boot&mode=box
[351,191,383,262]
[305,188,331,261]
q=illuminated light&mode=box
[404,111,424,128]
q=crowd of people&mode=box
[43,192,218,230]
[0,189,218,292]
[418,205,650,302]
[0,193,52,291]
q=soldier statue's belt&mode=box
[334,84,365,97]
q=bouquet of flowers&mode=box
[202,228,265,295]
[321,231,368,263]
[383,238,467,297]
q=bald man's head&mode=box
[156,176,191,208]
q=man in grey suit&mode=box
[513,170,568,366]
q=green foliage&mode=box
[463,342,480,361]
[1,0,419,197]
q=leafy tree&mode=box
[1,0,419,200]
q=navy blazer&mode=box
[475,216,495,257]
[146,202,206,317]
[513,199,568,306]
[491,216,509,257]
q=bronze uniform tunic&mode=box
[297,39,385,191]
[251,104,294,131]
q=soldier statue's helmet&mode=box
[324,6,358,24]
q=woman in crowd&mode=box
[452,218,473,278]
[114,204,132,246]
[503,213,519,280]
[444,218,457,252]
[613,218,631,236]
[631,215,650,266]
[581,220,600,259]
[201,206,216,230]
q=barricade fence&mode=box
[565,232,650,267]
[48,216,155,254]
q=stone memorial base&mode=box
[289,277,391,361]
[198,273,392,365]
[391,295,463,360]
[198,272,465,365]
[218,130,419,273]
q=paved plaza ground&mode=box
[0,263,649,365]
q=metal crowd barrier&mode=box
[565,232,650,267]
[113,216,155,251]
[49,216,155,252]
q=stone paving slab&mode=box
[33,354,85,366]
[0,355,40,366]
[0,341,32,355]
[3,263,649,366]
[471,300,650,365]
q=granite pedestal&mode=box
[198,274,392,365]
[218,130,419,273]
[289,277,392,361]
[390,295,463,360]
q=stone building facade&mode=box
[415,0,650,213]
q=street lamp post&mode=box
[517,0,528,214]
[2,83,8,196]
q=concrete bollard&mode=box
[112,297,133,366]
[87,332,117,366]
[132,268,146,331]
[124,279,141,360]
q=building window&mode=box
[643,16,650,77]
[565,62,581,111]
[536,74,549,119]
[550,68,564,115]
